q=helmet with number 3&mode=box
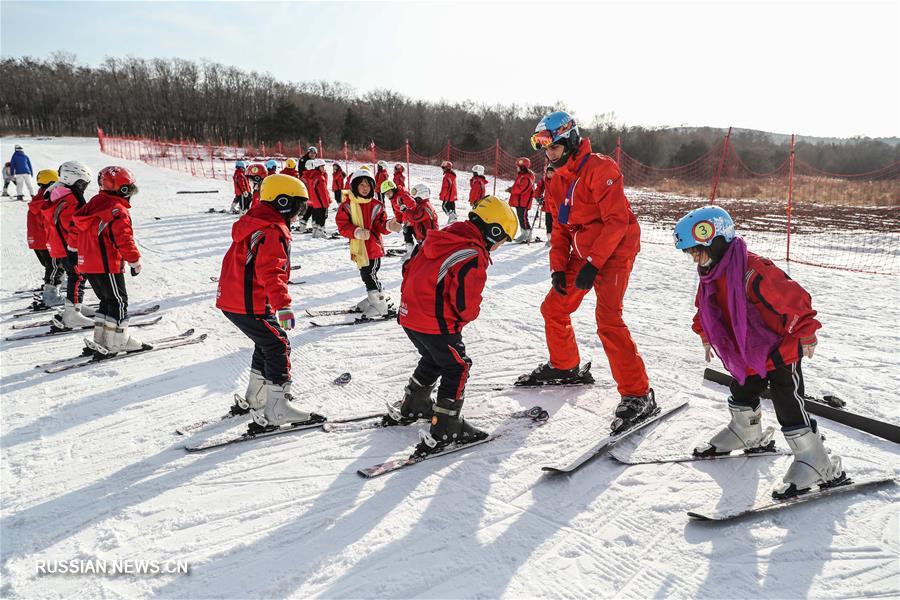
[673,206,735,250]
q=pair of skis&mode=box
[304,306,397,327]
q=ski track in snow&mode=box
[1,136,898,599]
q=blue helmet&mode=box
[266,159,277,170]
[673,206,735,250]
[532,111,581,167]
[235,160,246,169]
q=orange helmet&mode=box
[517,157,531,169]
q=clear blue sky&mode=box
[2,0,898,138]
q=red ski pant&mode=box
[540,258,649,397]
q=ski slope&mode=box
[1,136,897,599]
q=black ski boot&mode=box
[516,362,592,387]
[610,388,658,433]
[382,377,434,426]
[413,397,488,457]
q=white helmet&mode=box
[58,161,93,187]
[377,160,388,169]
[410,183,431,200]
[305,159,316,171]
[313,158,326,168]
[472,164,485,176]
[307,146,318,154]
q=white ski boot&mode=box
[41,283,64,308]
[353,295,371,313]
[513,229,528,244]
[360,290,390,320]
[231,369,267,415]
[693,400,776,456]
[446,210,458,224]
[52,300,95,330]
[83,314,110,355]
[102,319,151,355]
[402,242,415,261]
[312,224,328,239]
[250,381,323,430]
[773,424,845,499]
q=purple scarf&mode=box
[697,237,780,384]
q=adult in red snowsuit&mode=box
[541,136,649,398]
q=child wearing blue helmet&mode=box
[674,206,845,499]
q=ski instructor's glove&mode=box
[129,261,142,276]
[551,271,567,296]
[276,307,295,331]
[574,262,599,290]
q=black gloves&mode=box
[574,262,599,290]
[551,271,567,296]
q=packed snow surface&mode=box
[1,137,898,599]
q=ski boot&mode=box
[230,369,267,416]
[360,290,391,320]
[773,422,846,499]
[516,362,591,387]
[51,300,95,330]
[41,283,64,308]
[249,381,325,433]
[382,377,435,426]
[693,399,776,457]
[402,242,415,262]
[610,388,658,433]
[96,318,152,357]
[312,224,328,239]
[446,210,458,224]
[413,397,488,458]
[82,314,110,356]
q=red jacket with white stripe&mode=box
[215,203,292,316]
[303,170,329,209]
[233,169,251,196]
[399,221,489,335]
[42,185,84,258]
[691,252,821,372]
[405,198,438,242]
[439,170,457,202]
[508,170,535,209]
[393,170,406,190]
[468,175,487,205]
[27,185,52,249]
[72,191,141,274]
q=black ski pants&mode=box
[516,206,532,231]
[224,311,292,385]
[442,201,456,215]
[545,212,553,234]
[730,360,812,430]
[310,207,327,227]
[86,272,129,323]
[34,249,63,285]
[359,257,382,292]
[404,328,472,402]
[64,250,85,304]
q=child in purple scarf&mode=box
[674,206,844,499]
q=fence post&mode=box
[405,139,410,185]
[786,133,795,263]
[343,140,349,172]
[708,126,732,204]
[318,137,323,158]
[369,140,376,171]
[493,139,500,195]
[616,136,621,166]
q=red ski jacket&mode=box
[390,188,416,222]
[280,167,300,179]
[335,195,390,261]
[303,170,330,209]
[535,175,556,213]
[468,175,487,205]
[27,185,52,250]
[375,167,388,193]
[42,185,84,258]
[233,169,251,196]
[216,203,292,316]
[692,252,821,372]
[405,198,438,242]
[332,169,345,191]
[72,191,141,274]
[393,170,406,191]
[547,138,640,273]
[399,220,489,335]
[440,170,458,202]
[508,170,536,209]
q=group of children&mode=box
[25,159,147,357]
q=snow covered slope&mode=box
[1,136,897,599]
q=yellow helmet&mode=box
[469,195,518,245]
[380,179,397,195]
[285,158,297,169]
[260,174,309,218]
[36,169,59,186]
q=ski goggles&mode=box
[530,129,556,150]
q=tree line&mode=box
[1,54,897,175]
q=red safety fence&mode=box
[98,128,899,275]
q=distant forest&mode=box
[2,54,898,174]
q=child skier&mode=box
[383,196,518,457]
[331,162,346,205]
[73,166,149,356]
[216,174,319,429]
[381,179,417,259]
[507,157,536,243]
[375,161,389,200]
[245,164,267,210]
[265,159,278,176]
[303,159,330,238]
[534,165,555,247]
[674,206,843,499]
[27,169,63,307]
[468,164,488,206]
[393,163,406,190]
[397,183,438,252]
[280,158,300,179]
[439,160,458,223]
[44,161,95,330]
[231,161,252,213]
[335,169,394,319]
